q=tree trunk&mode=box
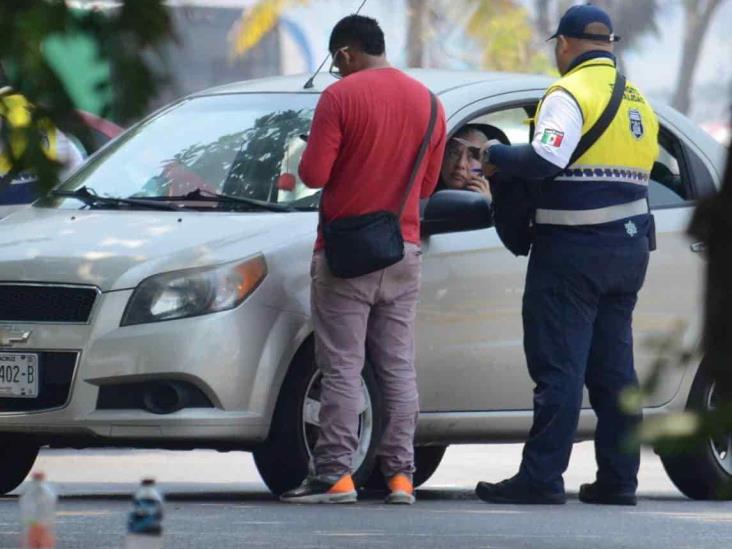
[406,0,425,68]
[672,0,723,115]
[535,0,552,37]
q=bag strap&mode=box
[567,71,626,167]
[397,91,438,218]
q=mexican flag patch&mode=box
[540,129,565,147]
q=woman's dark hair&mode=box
[329,15,385,56]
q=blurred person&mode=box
[280,15,446,505]
[476,4,659,506]
[0,62,85,205]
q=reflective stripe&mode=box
[535,198,648,226]
[555,165,650,187]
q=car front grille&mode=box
[0,351,78,412]
[0,284,99,323]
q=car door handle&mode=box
[690,242,707,253]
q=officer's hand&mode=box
[480,139,501,177]
[481,162,498,177]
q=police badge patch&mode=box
[629,109,644,140]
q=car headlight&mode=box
[121,255,267,326]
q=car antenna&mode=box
[303,0,368,89]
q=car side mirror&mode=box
[421,190,493,236]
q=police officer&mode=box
[476,4,659,506]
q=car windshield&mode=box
[44,93,319,211]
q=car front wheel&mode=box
[254,342,383,496]
[659,367,732,500]
[0,435,40,495]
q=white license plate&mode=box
[0,353,39,399]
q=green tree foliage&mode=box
[238,0,551,74]
[0,0,174,192]
[672,0,728,114]
[534,0,661,72]
[535,0,729,114]
[462,0,552,73]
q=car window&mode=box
[470,107,532,145]
[435,106,533,197]
[48,94,320,211]
[649,132,691,208]
[463,104,696,211]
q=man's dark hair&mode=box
[329,15,385,56]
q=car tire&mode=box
[363,445,448,491]
[659,366,732,500]
[0,436,40,495]
[253,341,383,496]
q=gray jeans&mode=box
[310,244,422,479]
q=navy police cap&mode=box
[549,3,621,43]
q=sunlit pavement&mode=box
[1,443,731,548]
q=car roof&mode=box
[193,68,554,98]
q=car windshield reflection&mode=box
[43,94,320,212]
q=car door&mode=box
[416,93,716,413]
[417,94,539,412]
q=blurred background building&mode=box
[60,0,731,144]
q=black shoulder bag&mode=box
[320,92,438,279]
[491,71,627,256]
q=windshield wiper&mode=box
[51,186,186,211]
[143,188,299,213]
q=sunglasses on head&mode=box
[449,137,483,161]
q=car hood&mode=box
[0,207,317,291]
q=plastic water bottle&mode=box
[19,472,57,549]
[125,479,164,549]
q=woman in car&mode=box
[439,124,509,201]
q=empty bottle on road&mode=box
[20,472,57,549]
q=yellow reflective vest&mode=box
[0,90,59,175]
[534,56,659,238]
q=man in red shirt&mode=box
[280,15,446,505]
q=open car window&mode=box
[460,101,698,211]
[648,130,693,209]
[469,107,532,145]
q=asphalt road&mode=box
[1,443,731,549]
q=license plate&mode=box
[0,353,38,398]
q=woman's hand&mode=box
[466,173,492,200]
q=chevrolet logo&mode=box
[0,328,32,347]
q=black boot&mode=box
[475,475,566,505]
[579,482,637,506]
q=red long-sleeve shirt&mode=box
[299,67,447,250]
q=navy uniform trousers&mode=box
[518,232,650,494]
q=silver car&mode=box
[0,70,727,499]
